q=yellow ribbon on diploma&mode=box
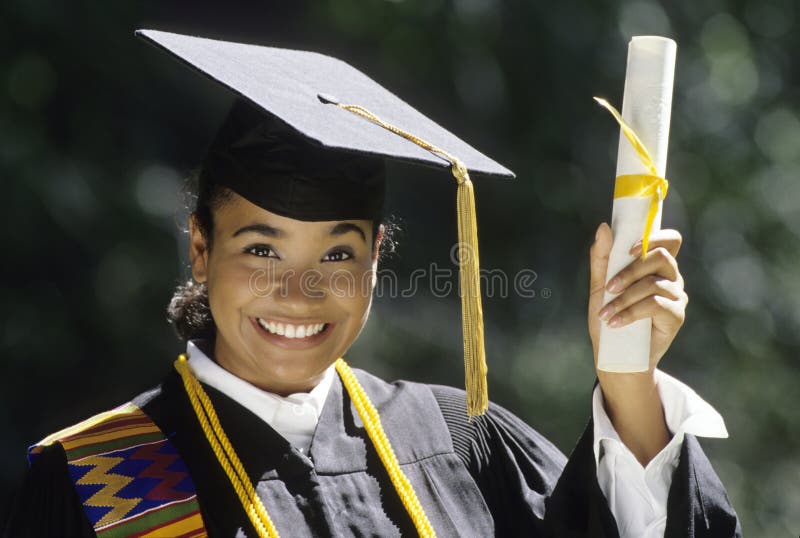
[594,97,669,260]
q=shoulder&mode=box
[350,368,566,470]
[28,385,165,465]
[346,367,456,459]
[427,383,567,470]
[348,366,451,417]
[349,369,563,458]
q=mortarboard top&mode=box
[136,29,515,417]
[135,29,514,179]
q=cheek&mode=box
[327,264,374,323]
[328,292,372,354]
[206,258,260,318]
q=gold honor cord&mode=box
[332,102,488,418]
[174,355,436,538]
[334,359,436,537]
[594,97,670,260]
[175,356,280,538]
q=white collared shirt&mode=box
[185,340,727,537]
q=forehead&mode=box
[212,191,372,237]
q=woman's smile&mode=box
[250,316,336,349]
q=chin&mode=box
[245,339,337,394]
[254,359,330,395]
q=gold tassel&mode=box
[332,102,489,417]
[453,161,488,417]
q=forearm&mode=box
[597,370,670,466]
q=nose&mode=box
[272,267,326,312]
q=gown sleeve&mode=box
[431,385,741,538]
[2,443,96,538]
[432,384,568,536]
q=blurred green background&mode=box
[2,0,798,535]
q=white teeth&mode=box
[258,319,326,338]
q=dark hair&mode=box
[166,169,398,342]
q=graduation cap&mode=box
[136,29,515,417]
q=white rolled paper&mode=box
[597,36,677,372]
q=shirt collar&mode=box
[185,339,336,452]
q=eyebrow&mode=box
[329,222,367,243]
[232,223,284,238]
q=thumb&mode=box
[589,222,613,316]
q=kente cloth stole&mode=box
[28,402,207,538]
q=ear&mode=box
[189,214,210,283]
[371,223,385,269]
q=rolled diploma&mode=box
[597,36,676,372]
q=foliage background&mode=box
[2,1,798,534]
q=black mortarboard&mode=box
[200,98,387,222]
[137,29,515,416]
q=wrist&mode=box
[597,369,669,465]
[597,369,657,400]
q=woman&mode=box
[3,29,740,537]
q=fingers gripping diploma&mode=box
[587,222,689,465]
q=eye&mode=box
[244,244,279,259]
[322,248,354,262]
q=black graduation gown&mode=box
[3,367,741,537]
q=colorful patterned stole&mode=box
[28,402,207,537]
